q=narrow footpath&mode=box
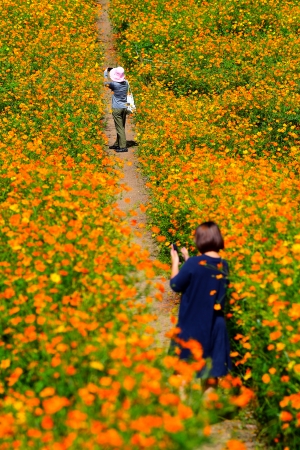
[96,2,259,448]
[97,0,174,349]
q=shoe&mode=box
[126,140,138,148]
[115,148,128,153]
[109,144,119,149]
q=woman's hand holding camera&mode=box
[170,245,180,266]
[170,244,189,278]
[104,67,114,79]
[170,245,189,263]
[181,247,189,261]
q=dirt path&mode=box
[98,15,154,252]
[96,0,174,349]
[96,2,259,448]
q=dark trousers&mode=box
[112,108,127,149]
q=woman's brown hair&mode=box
[195,221,224,254]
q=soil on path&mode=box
[96,2,260,448]
[96,0,174,349]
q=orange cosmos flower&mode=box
[163,413,183,433]
[280,411,293,422]
[7,368,23,387]
[262,374,270,384]
[42,396,70,415]
[226,440,247,450]
[40,387,56,398]
[41,416,54,430]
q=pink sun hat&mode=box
[109,66,125,82]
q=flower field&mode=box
[0,0,253,448]
[111,0,300,447]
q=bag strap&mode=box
[126,80,133,99]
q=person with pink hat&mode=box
[104,66,129,153]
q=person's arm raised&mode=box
[171,245,180,279]
[170,247,192,293]
[181,247,189,261]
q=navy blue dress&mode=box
[170,255,232,377]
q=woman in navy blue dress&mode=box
[170,221,232,378]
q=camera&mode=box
[172,243,179,253]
